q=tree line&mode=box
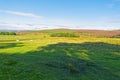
[0,32,16,35]
[50,32,79,37]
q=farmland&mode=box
[0,29,120,80]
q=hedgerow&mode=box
[50,32,79,37]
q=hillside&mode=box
[16,29,120,37]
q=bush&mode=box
[50,32,79,37]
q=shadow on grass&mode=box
[0,42,24,49]
[0,42,120,80]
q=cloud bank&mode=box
[0,21,120,30]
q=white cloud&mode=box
[0,10,43,19]
[0,17,120,30]
[104,20,120,23]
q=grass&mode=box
[0,35,120,80]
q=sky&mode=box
[0,0,120,30]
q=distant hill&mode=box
[15,29,120,37]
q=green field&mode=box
[0,33,120,80]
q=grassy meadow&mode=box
[0,30,120,80]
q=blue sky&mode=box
[0,0,120,30]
